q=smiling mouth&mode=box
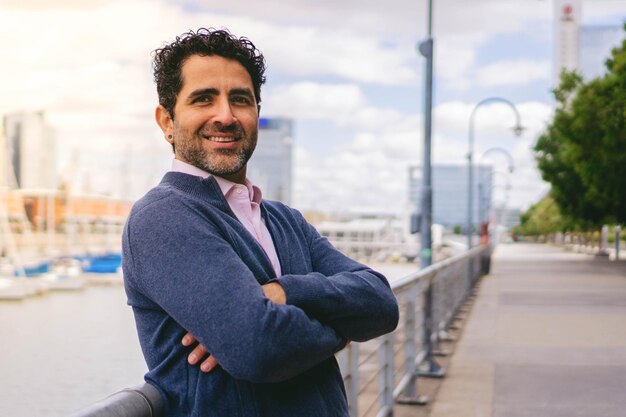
[204,136,237,143]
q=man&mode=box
[122,28,399,417]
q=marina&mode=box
[0,263,420,417]
[0,284,147,417]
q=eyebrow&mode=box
[186,87,255,103]
[229,88,254,98]
[186,88,219,103]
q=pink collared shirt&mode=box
[170,159,282,276]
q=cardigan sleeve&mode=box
[277,213,399,342]
[123,201,345,384]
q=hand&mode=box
[181,283,285,373]
[182,333,219,373]
[262,281,286,304]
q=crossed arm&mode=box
[183,281,286,373]
[127,202,398,382]
[182,217,399,374]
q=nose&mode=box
[212,97,237,127]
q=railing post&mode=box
[402,292,417,395]
[417,277,445,378]
[397,286,428,405]
[378,332,395,416]
[615,226,621,261]
[350,343,360,417]
[598,225,610,257]
[433,273,450,357]
[340,343,360,417]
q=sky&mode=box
[0,0,625,216]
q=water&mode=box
[0,284,147,417]
[0,264,421,417]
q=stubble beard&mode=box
[174,123,257,178]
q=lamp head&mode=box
[512,124,524,137]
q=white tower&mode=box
[3,111,57,190]
[554,0,582,83]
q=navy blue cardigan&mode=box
[122,172,399,417]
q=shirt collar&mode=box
[170,158,263,203]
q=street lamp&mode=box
[478,148,515,225]
[467,97,523,250]
[480,147,515,174]
[478,170,512,226]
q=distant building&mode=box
[409,164,493,230]
[553,0,625,82]
[580,25,624,79]
[3,112,57,189]
[247,117,293,204]
[553,0,582,82]
[1,112,130,256]
[316,215,413,262]
[491,205,521,230]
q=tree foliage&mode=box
[534,25,626,226]
[515,195,565,236]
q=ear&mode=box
[155,105,174,145]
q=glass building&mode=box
[580,25,624,80]
[409,164,493,231]
[247,117,293,204]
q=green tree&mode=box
[515,195,566,236]
[534,25,626,226]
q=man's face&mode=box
[159,54,259,184]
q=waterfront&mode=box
[0,285,147,417]
[0,265,419,417]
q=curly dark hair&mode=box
[153,28,267,118]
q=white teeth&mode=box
[206,136,235,142]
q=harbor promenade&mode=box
[413,243,626,417]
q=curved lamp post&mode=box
[480,147,515,173]
[478,170,512,226]
[478,148,515,225]
[467,97,523,250]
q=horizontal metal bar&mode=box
[391,246,485,293]
[66,383,162,417]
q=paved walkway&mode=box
[428,243,626,417]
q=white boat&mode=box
[0,277,27,300]
[40,258,85,291]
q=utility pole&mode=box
[418,0,434,270]
[416,0,445,379]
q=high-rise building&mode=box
[3,111,57,189]
[553,0,582,82]
[247,117,293,204]
[580,24,624,79]
[409,164,493,230]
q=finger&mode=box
[182,332,196,346]
[200,356,219,373]
[187,344,208,365]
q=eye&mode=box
[231,96,252,105]
[193,95,212,104]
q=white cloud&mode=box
[293,124,422,214]
[1,0,624,213]
[476,59,551,87]
[289,96,554,214]
[264,82,409,129]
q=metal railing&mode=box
[337,244,489,417]
[542,226,623,261]
[67,245,491,417]
[66,383,162,417]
